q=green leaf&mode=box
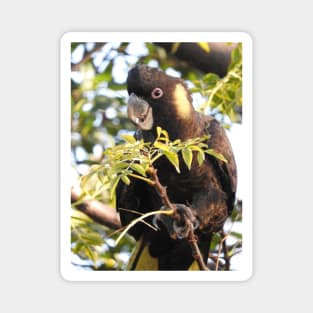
[72,241,84,254]
[80,233,104,245]
[210,232,222,250]
[121,175,131,185]
[161,129,169,140]
[121,134,136,144]
[112,162,129,173]
[155,127,169,142]
[197,149,205,166]
[189,145,203,152]
[205,149,228,163]
[228,43,242,71]
[230,231,242,240]
[97,170,108,185]
[153,141,170,152]
[231,44,242,64]
[172,139,181,145]
[228,108,238,123]
[130,163,147,177]
[156,126,162,139]
[182,147,193,170]
[84,245,97,264]
[110,176,121,200]
[189,87,201,93]
[163,151,180,173]
[203,73,220,84]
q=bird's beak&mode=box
[127,93,153,130]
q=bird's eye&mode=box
[151,87,163,99]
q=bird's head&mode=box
[126,64,194,139]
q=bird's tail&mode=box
[126,236,204,271]
[126,237,158,270]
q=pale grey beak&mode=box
[127,93,153,130]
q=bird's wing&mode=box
[204,115,237,214]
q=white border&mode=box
[60,32,253,281]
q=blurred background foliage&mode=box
[70,42,242,271]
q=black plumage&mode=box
[116,64,237,270]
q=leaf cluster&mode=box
[192,43,242,126]
[71,209,134,270]
[79,127,227,202]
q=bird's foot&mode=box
[153,204,199,240]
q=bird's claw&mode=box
[152,214,161,230]
[152,212,177,238]
[153,204,199,240]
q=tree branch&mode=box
[71,187,121,230]
[154,42,236,77]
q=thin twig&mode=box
[221,231,231,270]
[187,221,209,271]
[215,232,228,271]
[147,167,177,212]
[115,209,173,245]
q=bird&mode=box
[116,64,237,270]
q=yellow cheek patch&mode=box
[173,83,192,119]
